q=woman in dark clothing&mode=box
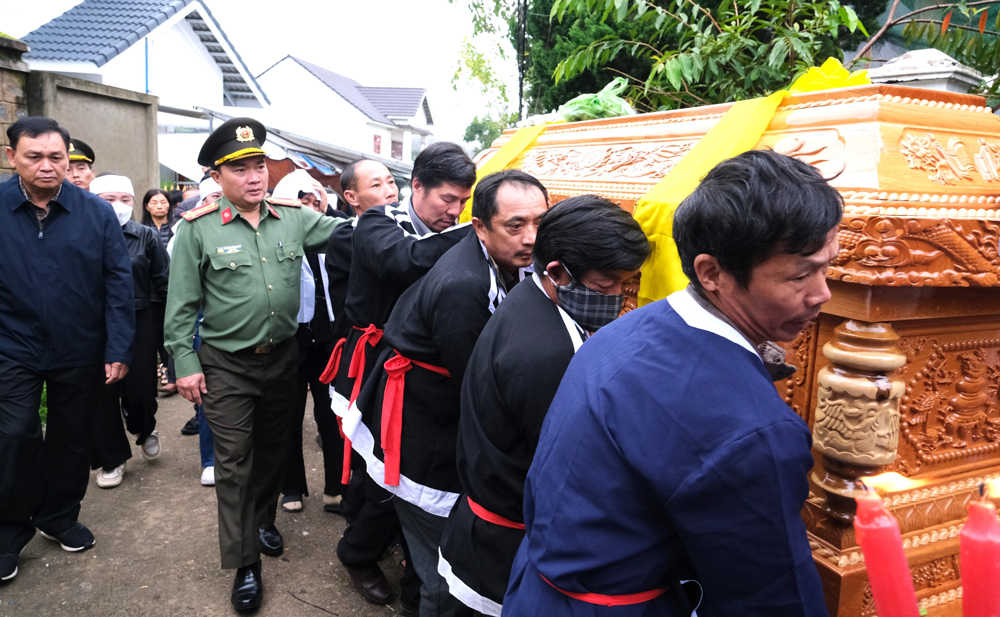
[141,188,174,248]
[141,188,177,397]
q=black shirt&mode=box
[122,219,170,310]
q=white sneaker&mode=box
[201,466,215,486]
[140,430,160,461]
[96,463,125,489]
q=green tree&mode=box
[550,0,867,110]
[523,0,660,113]
[464,113,520,154]
[852,0,1000,105]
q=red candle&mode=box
[961,497,1000,617]
[855,492,920,617]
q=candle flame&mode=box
[859,472,931,495]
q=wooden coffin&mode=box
[477,84,1000,617]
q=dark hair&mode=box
[672,149,843,289]
[341,158,368,193]
[472,170,549,229]
[6,117,71,151]
[140,189,173,226]
[533,194,650,279]
[412,142,476,190]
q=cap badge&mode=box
[69,143,76,152]
[235,126,254,142]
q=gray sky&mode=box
[5,0,518,143]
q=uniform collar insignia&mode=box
[221,207,235,225]
[267,204,281,219]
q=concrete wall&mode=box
[0,37,31,181]
[26,71,159,198]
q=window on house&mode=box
[374,135,382,154]
[391,140,403,160]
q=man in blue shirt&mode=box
[503,150,842,616]
[0,117,135,583]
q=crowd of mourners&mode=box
[0,113,845,617]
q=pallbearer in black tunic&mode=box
[322,145,477,610]
[344,171,549,617]
[436,196,651,616]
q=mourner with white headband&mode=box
[89,174,170,489]
[200,176,223,206]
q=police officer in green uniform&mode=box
[67,138,96,190]
[164,118,342,612]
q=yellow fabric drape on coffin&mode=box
[459,123,551,224]
[632,58,870,307]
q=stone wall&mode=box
[27,72,159,195]
[0,36,159,192]
[0,37,30,181]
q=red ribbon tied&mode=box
[379,352,449,486]
[319,338,347,384]
[347,324,383,406]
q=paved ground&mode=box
[0,391,406,617]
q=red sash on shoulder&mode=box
[467,496,525,530]
[380,351,449,486]
[541,575,668,607]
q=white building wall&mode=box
[100,19,224,110]
[257,59,393,156]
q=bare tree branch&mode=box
[850,0,902,66]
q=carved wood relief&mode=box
[898,339,1000,471]
[899,131,1000,186]
[830,216,1000,287]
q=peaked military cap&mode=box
[69,139,95,164]
[198,117,267,167]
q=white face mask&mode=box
[112,202,133,227]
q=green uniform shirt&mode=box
[165,196,342,378]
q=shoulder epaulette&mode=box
[182,203,220,221]
[268,198,302,207]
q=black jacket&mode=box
[123,220,170,310]
[0,176,135,370]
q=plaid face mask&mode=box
[551,276,624,332]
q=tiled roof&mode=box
[23,0,191,66]
[285,57,394,125]
[22,0,266,106]
[357,86,428,121]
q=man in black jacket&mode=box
[0,117,135,582]
[348,170,549,616]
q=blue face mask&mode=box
[548,272,624,332]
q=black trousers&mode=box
[0,359,103,555]
[281,337,345,498]
[200,338,298,569]
[338,472,421,606]
[92,308,159,470]
[151,301,170,377]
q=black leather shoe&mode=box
[180,415,199,436]
[344,564,391,604]
[231,560,262,612]
[258,525,283,557]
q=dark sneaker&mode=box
[0,553,17,582]
[39,522,95,552]
[180,415,199,436]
